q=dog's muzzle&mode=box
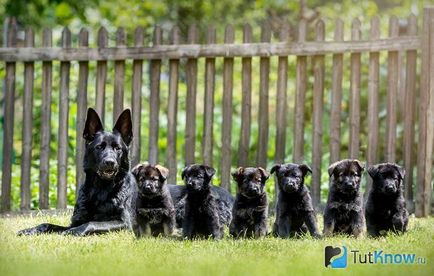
[97,158,119,179]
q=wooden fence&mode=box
[1,7,433,216]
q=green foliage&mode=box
[0,214,433,275]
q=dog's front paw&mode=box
[17,223,50,236]
[17,227,38,236]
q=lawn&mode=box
[0,212,433,276]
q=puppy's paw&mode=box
[312,232,323,239]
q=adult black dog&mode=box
[18,108,137,236]
[365,163,409,237]
[168,184,233,228]
[323,159,365,237]
[181,164,225,239]
[270,163,321,238]
[131,163,175,237]
[230,167,269,238]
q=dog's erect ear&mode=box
[352,159,365,173]
[113,109,133,146]
[270,164,281,175]
[299,164,312,176]
[155,165,169,181]
[232,167,244,182]
[83,108,104,142]
[258,167,270,181]
[367,165,378,179]
[201,165,216,179]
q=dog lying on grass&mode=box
[230,167,269,238]
[365,163,409,237]
[271,163,321,238]
[131,163,175,237]
[323,159,365,237]
[18,108,137,236]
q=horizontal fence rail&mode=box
[1,8,433,217]
[0,37,422,62]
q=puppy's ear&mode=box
[299,164,312,177]
[201,165,216,179]
[258,167,270,181]
[131,162,147,178]
[181,166,190,180]
[353,159,365,172]
[392,164,405,180]
[328,161,340,177]
[155,165,169,181]
[83,108,104,142]
[367,164,379,179]
[270,164,281,175]
[232,167,244,182]
[113,109,133,146]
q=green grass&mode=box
[0,213,433,276]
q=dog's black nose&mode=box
[103,159,116,168]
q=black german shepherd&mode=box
[18,108,137,236]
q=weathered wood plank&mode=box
[366,16,380,195]
[293,19,307,163]
[202,25,216,166]
[167,26,180,183]
[57,27,71,209]
[148,26,162,164]
[349,18,361,159]
[0,37,421,62]
[113,28,126,121]
[238,24,253,167]
[20,27,35,210]
[1,18,16,212]
[76,28,89,191]
[131,27,144,168]
[184,24,198,165]
[220,25,235,191]
[416,7,434,217]
[403,14,417,211]
[329,19,344,164]
[385,16,399,162]
[312,20,325,208]
[256,22,271,167]
[95,27,108,122]
[39,28,52,209]
[275,23,289,165]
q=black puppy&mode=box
[168,184,234,229]
[181,164,223,239]
[230,167,269,238]
[323,159,365,237]
[18,108,137,236]
[271,163,321,238]
[131,163,175,237]
[365,163,409,237]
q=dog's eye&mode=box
[113,145,121,151]
[96,144,104,150]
